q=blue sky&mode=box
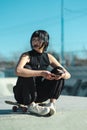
[0,0,87,59]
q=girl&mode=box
[13,30,71,116]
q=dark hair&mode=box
[30,30,49,50]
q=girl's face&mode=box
[31,37,44,52]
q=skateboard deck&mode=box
[5,100,28,113]
[5,100,54,116]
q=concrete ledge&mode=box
[0,78,17,96]
[0,95,87,130]
[0,78,87,130]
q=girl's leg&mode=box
[13,77,37,105]
[13,77,50,115]
[35,78,64,115]
[13,77,24,104]
[35,67,64,103]
[22,77,37,105]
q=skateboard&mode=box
[5,100,28,113]
[5,100,54,116]
[5,100,47,111]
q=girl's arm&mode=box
[48,53,71,79]
[15,53,43,77]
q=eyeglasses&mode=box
[32,38,41,42]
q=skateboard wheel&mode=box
[12,106,18,112]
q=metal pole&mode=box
[61,0,65,65]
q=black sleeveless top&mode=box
[24,49,50,85]
[16,49,50,86]
[25,49,50,70]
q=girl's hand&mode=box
[54,73,66,80]
[41,70,56,80]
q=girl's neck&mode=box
[33,48,44,53]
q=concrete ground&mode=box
[0,95,87,130]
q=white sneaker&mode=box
[46,102,56,115]
[28,103,50,116]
